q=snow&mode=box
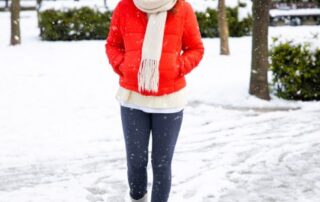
[0,0,36,8]
[270,8,320,17]
[39,0,107,12]
[1,10,320,202]
[270,26,320,51]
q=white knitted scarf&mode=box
[133,0,177,93]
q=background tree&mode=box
[218,0,230,55]
[249,0,271,100]
[5,0,9,9]
[11,0,21,45]
[36,0,43,9]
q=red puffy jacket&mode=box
[105,0,204,96]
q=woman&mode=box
[105,0,204,201]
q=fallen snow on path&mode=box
[0,11,320,202]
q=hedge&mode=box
[196,7,252,38]
[270,41,320,101]
[38,7,112,41]
[38,6,252,41]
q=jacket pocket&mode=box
[118,61,124,76]
[176,55,185,78]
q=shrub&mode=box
[226,7,252,37]
[196,8,219,38]
[270,41,320,100]
[38,7,111,41]
[38,6,252,41]
[196,7,252,38]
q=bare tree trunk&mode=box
[36,0,43,29]
[218,0,230,55]
[10,0,21,45]
[5,0,9,9]
[36,0,43,10]
[249,0,271,100]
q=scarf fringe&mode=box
[138,59,159,93]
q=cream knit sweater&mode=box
[115,86,187,113]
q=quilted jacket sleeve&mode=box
[105,3,125,76]
[178,2,204,76]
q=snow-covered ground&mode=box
[1,10,320,202]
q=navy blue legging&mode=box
[120,106,183,202]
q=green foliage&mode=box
[38,6,252,41]
[226,7,253,37]
[196,8,219,38]
[38,7,111,41]
[196,7,252,38]
[270,41,320,100]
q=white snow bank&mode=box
[0,0,37,8]
[39,0,107,12]
[269,26,320,51]
[270,8,320,17]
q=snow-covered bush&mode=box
[270,41,320,100]
[38,7,111,41]
[196,7,252,38]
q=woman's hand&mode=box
[179,2,204,76]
